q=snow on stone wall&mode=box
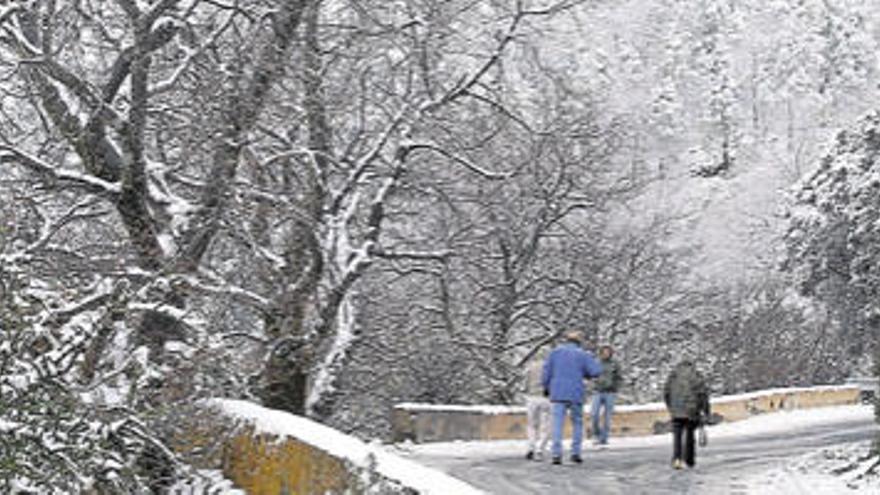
[208,399,485,495]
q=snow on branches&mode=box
[784,110,880,428]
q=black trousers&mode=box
[671,418,697,466]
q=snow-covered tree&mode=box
[1,0,609,444]
[784,111,880,446]
[1,1,878,479]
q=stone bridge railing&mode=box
[176,399,485,494]
[391,385,861,443]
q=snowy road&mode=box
[396,406,877,495]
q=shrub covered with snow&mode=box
[0,278,154,492]
[0,266,245,492]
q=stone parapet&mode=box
[392,385,861,443]
[176,400,486,494]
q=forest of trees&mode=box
[0,0,877,491]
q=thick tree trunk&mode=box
[259,308,314,415]
[261,352,310,415]
[256,0,330,417]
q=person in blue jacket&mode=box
[542,330,603,465]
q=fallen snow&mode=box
[710,385,861,404]
[744,440,879,495]
[210,399,486,495]
[710,405,875,440]
[167,469,245,495]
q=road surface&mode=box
[400,407,877,494]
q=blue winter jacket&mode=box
[541,343,603,403]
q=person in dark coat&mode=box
[542,331,603,465]
[590,345,623,446]
[664,358,710,469]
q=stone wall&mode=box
[392,385,861,443]
[221,426,350,495]
[177,399,486,494]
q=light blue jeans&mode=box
[591,392,615,444]
[551,401,584,458]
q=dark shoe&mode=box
[525,451,534,460]
[571,455,583,464]
[552,456,562,465]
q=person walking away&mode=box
[542,331,603,465]
[664,358,710,469]
[523,349,551,460]
[591,344,623,447]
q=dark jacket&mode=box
[594,357,623,393]
[542,342,603,403]
[664,360,710,421]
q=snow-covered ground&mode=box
[391,405,877,494]
[743,440,879,495]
